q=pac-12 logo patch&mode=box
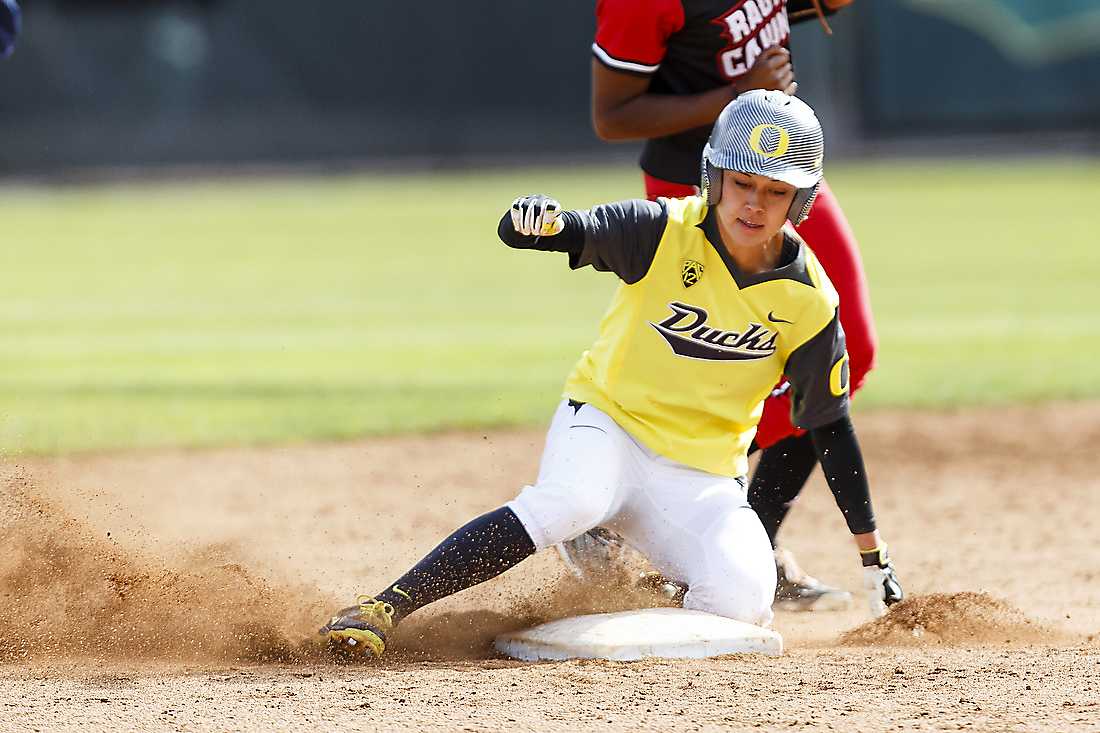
[651,301,777,361]
[681,260,704,288]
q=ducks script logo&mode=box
[651,302,777,361]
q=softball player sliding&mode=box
[321,91,902,658]
[570,0,876,610]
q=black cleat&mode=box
[774,548,852,612]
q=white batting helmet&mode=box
[700,90,824,225]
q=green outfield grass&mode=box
[2,158,1097,454]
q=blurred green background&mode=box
[2,158,1098,454]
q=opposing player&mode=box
[564,0,876,610]
[1,0,20,60]
[320,91,902,658]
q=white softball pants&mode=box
[507,400,776,627]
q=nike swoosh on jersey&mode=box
[767,311,793,324]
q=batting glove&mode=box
[860,545,903,618]
[510,194,564,237]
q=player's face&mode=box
[716,170,796,248]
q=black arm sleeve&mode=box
[497,199,667,284]
[497,209,587,254]
[809,416,877,535]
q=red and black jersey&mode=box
[593,0,824,185]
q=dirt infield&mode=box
[2,403,1098,732]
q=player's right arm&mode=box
[782,309,904,617]
[497,195,667,284]
[591,0,796,141]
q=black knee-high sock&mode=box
[374,507,535,624]
[747,433,819,547]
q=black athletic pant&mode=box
[747,433,819,547]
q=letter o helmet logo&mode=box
[748,123,790,159]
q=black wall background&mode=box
[0,0,1097,173]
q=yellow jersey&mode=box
[559,195,849,477]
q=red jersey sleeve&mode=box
[593,0,685,75]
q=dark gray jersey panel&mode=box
[569,198,669,284]
[785,308,850,430]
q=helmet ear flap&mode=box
[788,182,820,225]
[701,161,723,205]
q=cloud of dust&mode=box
[0,469,332,664]
[838,592,1069,647]
[1,468,680,665]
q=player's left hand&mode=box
[860,545,903,618]
[510,194,564,237]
